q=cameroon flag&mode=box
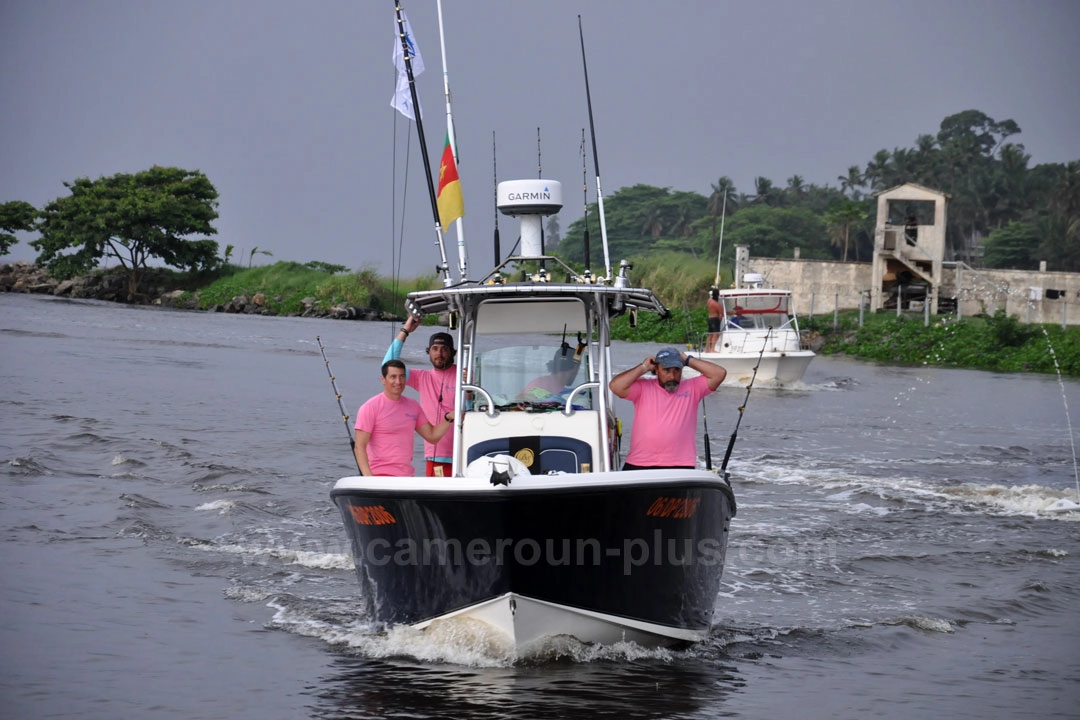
[437,131,464,228]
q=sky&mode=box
[2,0,1078,280]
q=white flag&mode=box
[390,72,420,121]
[392,10,425,77]
[390,10,424,119]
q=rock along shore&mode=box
[0,262,399,321]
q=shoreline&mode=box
[0,261,399,321]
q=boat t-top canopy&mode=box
[405,280,670,321]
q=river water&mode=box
[2,292,1077,719]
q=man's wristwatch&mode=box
[444,412,453,423]
[683,354,694,367]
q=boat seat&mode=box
[466,435,593,474]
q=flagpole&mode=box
[394,3,452,286]
[436,0,468,282]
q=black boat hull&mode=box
[330,470,735,647]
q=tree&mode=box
[751,176,778,206]
[32,166,220,300]
[721,205,829,259]
[983,221,1039,269]
[0,200,37,255]
[248,246,274,267]
[545,214,561,247]
[838,165,863,199]
[824,200,869,262]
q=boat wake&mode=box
[732,458,1080,520]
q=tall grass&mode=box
[184,261,439,316]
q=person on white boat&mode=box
[383,316,457,476]
[706,287,722,353]
[609,346,726,470]
[521,346,581,399]
[354,359,454,477]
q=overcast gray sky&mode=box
[2,0,1077,279]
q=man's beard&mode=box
[431,356,450,370]
[662,379,680,393]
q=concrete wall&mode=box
[736,247,1080,325]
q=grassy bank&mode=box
[177,261,439,316]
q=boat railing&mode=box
[564,382,600,414]
[461,384,498,417]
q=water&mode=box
[2,293,1078,719]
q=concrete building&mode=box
[732,182,1080,326]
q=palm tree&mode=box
[248,246,273,268]
[838,165,863,200]
[752,176,776,205]
[786,174,806,204]
[824,200,868,262]
[863,150,892,193]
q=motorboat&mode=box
[691,273,815,386]
[329,6,735,656]
[331,184,736,653]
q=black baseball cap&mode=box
[428,332,455,350]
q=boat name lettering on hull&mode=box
[646,497,700,519]
[349,504,397,525]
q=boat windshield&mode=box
[723,293,797,331]
[470,337,593,411]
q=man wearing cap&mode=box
[521,346,582,397]
[354,359,454,477]
[609,346,726,470]
[383,315,457,476]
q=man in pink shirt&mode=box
[354,359,454,477]
[609,346,727,470]
[383,316,457,476]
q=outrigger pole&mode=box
[714,190,728,286]
[578,15,612,281]
[436,0,468,281]
[394,2,452,286]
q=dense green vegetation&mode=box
[805,311,1080,375]
[557,110,1079,274]
[180,261,439,316]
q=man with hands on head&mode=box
[609,346,726,470]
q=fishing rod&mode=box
[578,15,612,280]
[317,336,362,474]
[537,127,547,278]
[492,131,501,269]
[718,328,772,479]
[580,129,592,281]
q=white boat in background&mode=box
[690,273,815,386]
